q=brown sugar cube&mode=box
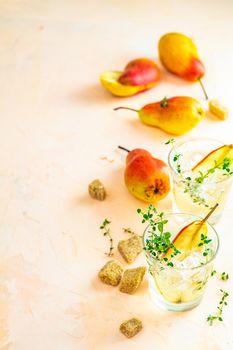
[119,318,142,338]
[118,235,142,264]
[88,179,106,201]
[119,266,146,294]
[98,260,123,286]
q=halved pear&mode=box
[100,71,157,97]
[192,144,233,175]
[163,221,208,262]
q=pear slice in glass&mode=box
[192,144,233,177]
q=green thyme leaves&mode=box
[100,218,114,256]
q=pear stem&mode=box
[198,78,208,100]
[114,107,139,113]
[118,146,130,153]
[201,203,219,224]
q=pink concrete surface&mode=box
[0,0,233,349]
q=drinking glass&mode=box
[168,138,233,224]
[143,213,219,312]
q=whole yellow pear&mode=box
[158,32,205,81]
[114,96,205,135]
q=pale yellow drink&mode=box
[143,213,219,312]
[168,139,233,224]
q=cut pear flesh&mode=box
[163,221,208,262]
[100,71,157,97]
[192,144,233,175]
[209,99,229,120]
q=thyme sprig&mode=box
[100,219,114,256]
[166,139,233,207]
[183,178,209,207]
[122,227,136,235]
[207,289,229,325]
[183,157,233,207]
[194,157,233,184]
[165,138,182,174]
[137,205,180,266]
[198,233,212,258]
[220,272,229,281]
[211,270,229,281]
[165,138,175,145]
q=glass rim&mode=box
[167,137,233,185]
[143,212,219,271]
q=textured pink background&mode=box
[0,0,233,349]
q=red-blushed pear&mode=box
[114,96,205,135]
[163,204,218,262]
[118,58,160,86]
[100,58,160,97]
[118,146,151,164]
[118,146,170,203]
[192,144,233,175]
[158,32,208,99]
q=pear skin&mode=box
[124,149,170,202]
[100,59,160,97]
[163,204,218,262]
[158,32,205,81]
[163,221,208,261]
[115,96,205,135]
[192,144,233,175]
[118,58,160,86]
[126,148,152,164]
[139,96,204,135]
[100,71,155,97]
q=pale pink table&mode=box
[0,0,233,349]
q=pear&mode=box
[164,204,218,262]
[158,32,208,99]
[118,58,160,86]
[100,58,160,97]
[192,144,233,176]
[118,146,170,203]
[163,220,208,262]
[115,96,205,135]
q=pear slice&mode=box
[163,204,218,262]
[163,221,208,262]
[192,144,233,176]
[100,71,157,97]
